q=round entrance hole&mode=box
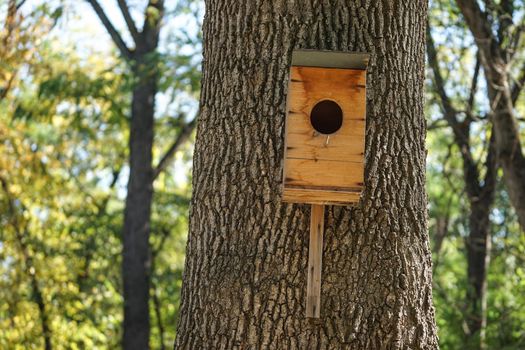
[310,100,343,135]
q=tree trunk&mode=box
[122,53,156,350]
[175,1,438,349]
[465,200,492,349]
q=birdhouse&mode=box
[281,49,369,319]
[282,50,369,205]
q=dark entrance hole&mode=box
[310,100,343,135]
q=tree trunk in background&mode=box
[456,0,525,232]
[465,198,493,350]
[427,24,497,350]
[175,1,438,348]
[464,141,496,349]
[122,55,156,349]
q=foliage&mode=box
[427,0,525,348]
[0,1,200,348]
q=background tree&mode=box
[175,1,438,348]
[1,0,200,348]
[428,23,497,349]
[84,1,198,348]
[426,0,525,348]
[456,0,525,231]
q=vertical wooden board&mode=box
[307,204,325,318]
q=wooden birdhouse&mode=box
[281,49,369,319]
[282,50,369,205]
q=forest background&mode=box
[0,0,524,349]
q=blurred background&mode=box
[0,0,524,349]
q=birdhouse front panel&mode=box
[282,50,368,206]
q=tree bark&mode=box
[175,1,438,349]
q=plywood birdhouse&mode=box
[282,50,369,205]
[281,50,369,319]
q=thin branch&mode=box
[141,0,164,49]
[85,0,132,60]
[427,26,482,197]
[15,0,27,11]
[117,0,140,45]
[481,128,498,200]
[456,0,505,65]
[467,55,481,116]
[153,118,196,180]
[427,26,470,147]
[427,27,458,118]
[427,118,449,130]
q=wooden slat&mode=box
[306,204,324,318]
[284,158,364,189]
[286,120,365,162]
[286,117,365,137]
[282,187,361,205]
[288,66,367,120]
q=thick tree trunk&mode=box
[122,54,156,350]
[175,1,438,349]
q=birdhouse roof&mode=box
[291,50,369,70]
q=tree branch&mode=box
[15,0,27,10]
[511,59,525,104]
[467,55,481,116]
[142,0,164,49]
[153,118,196,180]
[456,0,505,65]
[481,128,498,200]
[117,0,141,45]
[85,0,132,60]
[427,26,482,197]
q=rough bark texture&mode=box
[175,1,438,349]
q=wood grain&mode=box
[282,65,366,205]
[306,204,324,318]
[284,158,363,189]
[282,187,361,205]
